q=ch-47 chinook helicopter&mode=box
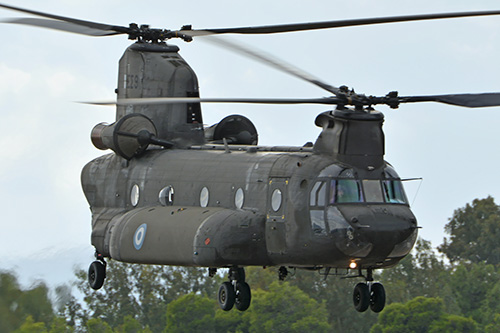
[3,3,500,314]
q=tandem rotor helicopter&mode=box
[2,3,500,313]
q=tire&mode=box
[235,282,251,311]
[353,282,370,312]
[218,282,236,311]
[370,282,386,313]
[88,261,106,290]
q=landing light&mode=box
[349,261,358,269]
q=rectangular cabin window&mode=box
[330,179,363,204]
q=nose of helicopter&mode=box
[330,205,418,261]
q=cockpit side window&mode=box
[330,179,363,204]
[310,181,327,207]
[383,180,408,204]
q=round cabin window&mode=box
[159,186,174,206]
[271,189,282,212]
[130,184,140,207]
[200,187,209,207]
[235,188,244,209]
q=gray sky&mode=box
[1,0,500,287]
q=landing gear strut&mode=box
[352,269,386,313]
[88,252,106,290]
[217,267,251,311]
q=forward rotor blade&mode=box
[399,92,500,108]
[2,18,121,36]
[185,10,500,36]
[199,36,340,95]
[0,3,129,35]
[83,97,342,106]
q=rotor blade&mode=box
[2,18,121,36]
[0,3,129,35]
[82,97,343,106]
[84,93,500,108]
[399,92,500,108]
[198,36,340,95]
[185,10,500,36]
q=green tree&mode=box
[480,278,500,326]
[214,308,248,333]
[115,315,152,333]
[0,271,55,332]
[14,315,47,333]
[47,317,73,333]
[0,271,23,332]
[72,261,220,331]
[86,318,113,333]
[11,313,73,333]
[165,294,216,332]
[19,283,55,327]
[54,284,85,329]
[370,296,478,333]
[162,280,331,333]
[485,314,500,333]
[447,262,499,322]
[246,281,330,333]
[429,314,478,333]
[286,268,378,332]
[439,196,500,265]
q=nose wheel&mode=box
[352,269,386,313]
[217,267,251,311]
[369,282,386,313]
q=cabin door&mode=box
[265,177,288,254]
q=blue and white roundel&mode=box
[133,223,147,250]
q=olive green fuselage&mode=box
[81,146,417,271]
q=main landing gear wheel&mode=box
[353,282,370,312]
[218,281,236,311]
[88,260,106,290]
[369,282,386,313]
[217,267,252,312]
[235,282,251,311]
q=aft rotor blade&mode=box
[199,36,340,95]
[84,93,500,108]
[0,3,129,35]
[399,92,500,108]
[83,97,343,106]
[185,11,500,36]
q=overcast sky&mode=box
[1,0,500,288]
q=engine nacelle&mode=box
[204,114,258,145]
[91,113,157,160]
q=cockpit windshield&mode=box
[311,166,409,207]
[311,178,409,206]
[328,179,408,204]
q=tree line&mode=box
[1,197,500,332]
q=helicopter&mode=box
[2,2,500,314]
